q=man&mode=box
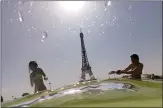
[109,54,143,80]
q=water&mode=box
[9,82,137,107]
[41,31,48,42]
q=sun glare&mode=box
[60,1,84,13]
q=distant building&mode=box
[142,74,162,80]
[1,96,3,102]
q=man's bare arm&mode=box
[120,64,132,73]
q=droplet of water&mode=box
[112,16,116,22]
[93,2,96,10]
[68,28,71,30]
[92,21,95,24]
[57,56,60,61]
[18,0,25,5]
[129,33,132,36]
[61,20,63,24]
[29,1,33,6]
[105,1,111,7]
[102,31,105,34]
[88,25,91,27]
[104,8,107,11]
[80,25,84,28]
[101,24,104,27]
[86,17,89,20]
[88,30,91,34]
[28,29,31,32]
[130,19,135,24]
[41,31,48,42]
[128,4,132,11]
[64,61,68,63]
[100,34,102,36]
[106,21,108,24]
[53,25,56,28]
[18,11,23,22]
[18,1,23,5]
[10,19,13,23]
[28,10,31,13]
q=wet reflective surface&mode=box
[9,82,137,107]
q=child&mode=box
[29,61,48,93]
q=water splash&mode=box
[27,29,31,32]
[88,30,91,34]
[61,20,63,24]
[129,33,132,36]
[105,1,111,7]
[129,14,135,24]
[128,4,132,11]
[28,10,31,14]
[93,2,96,10]
[101,24,104,27]
[29,1,33,7]
[9,18,13,23]
[85,17,89,21]
[112,16,116,22]
[41,31,48,42]
[18,11,23,22]
[18,1,25,5]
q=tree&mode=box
[22,93,30,97]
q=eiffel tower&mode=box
[79,29,96,82]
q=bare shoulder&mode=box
[37,68,43,72]
[138,63,143,69]
[139,62,143,67]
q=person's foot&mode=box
[90,77,97,80]
[79,78,85,82]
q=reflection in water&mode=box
[9,82,137,107]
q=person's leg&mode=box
[34,85,37,93]
[38,79,47,91]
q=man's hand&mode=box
[108,71,117,74]
[116,70,122,75]
[44,77,48,81]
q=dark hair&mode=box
[29,61,38,68]
[130,54,139,60]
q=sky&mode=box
[1,1,162,101]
